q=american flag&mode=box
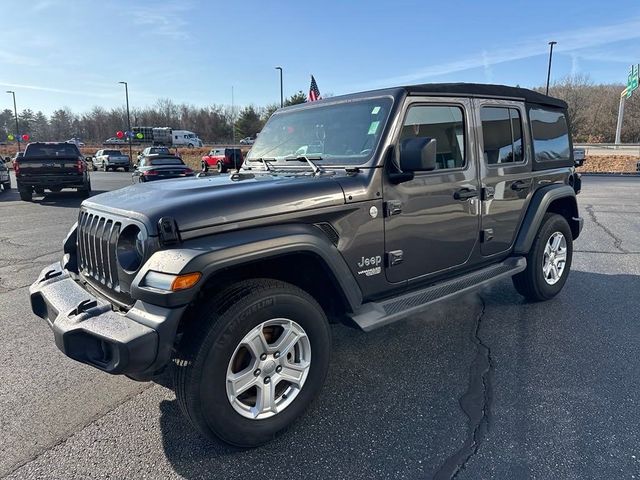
[308,75,321,102]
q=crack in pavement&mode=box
[433,295,492,480]
[0,384,154,479]
[585,205,628,253]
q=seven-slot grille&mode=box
[77,211,121,290]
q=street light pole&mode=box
[546,41,557,95]
[6,90,20,153]
[118,81,133,162]
[275,66,283,108]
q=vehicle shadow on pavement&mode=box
[155,295,483,480]
[33,191,107,208]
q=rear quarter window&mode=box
[529,107,572,168]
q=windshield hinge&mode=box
[158,217,180,246]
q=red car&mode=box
[201,147,243,173]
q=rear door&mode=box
[475,100,532,256]
[383,97,480,283]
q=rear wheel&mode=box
[79,180,91,198]
[513,213,573,301]
[124,167,129,172]
[2,181,10,191]
[201,161,208,172]
[19,187,32,201]
[217,161,226,173]
[173,279,331,447]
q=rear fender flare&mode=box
[513,184,581,254]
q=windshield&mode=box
[246,97,393,166]
[150,157,184,165]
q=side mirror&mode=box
[400,137,437,172]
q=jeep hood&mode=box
[82,173,347,235]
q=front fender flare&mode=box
[131,224,363,310]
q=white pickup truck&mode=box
[91,149,131,172]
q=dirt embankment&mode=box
[576,156,638,173]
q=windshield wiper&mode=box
[283,155,324,175]
[248,157,276,171]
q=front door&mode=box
[474,100,533,256]
[383,98,480,284]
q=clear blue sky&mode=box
[2,0,640,114]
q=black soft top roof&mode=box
[404,83,567,109]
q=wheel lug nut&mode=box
[276,366,282,373]
[274,351,280,359]
[264,376,271,384]
[254,369,261,376]
[260,353,267,361]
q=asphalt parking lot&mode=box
[1,172,639,479]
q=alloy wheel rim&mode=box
[226,318,311,420]
[542,231,567,285]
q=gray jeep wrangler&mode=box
[30,83,582,447]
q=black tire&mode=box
[79,181,91,198]
[201,161,208,172]
[512,213,573,301]
[2,180,10,191]
[34,187,45,195]
[19,188,32,201]
[173,279,331,447]
[217,161,226,173]
[124,167,129,172]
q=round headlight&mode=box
[117,224,146,272]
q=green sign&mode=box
[627,64,639,98]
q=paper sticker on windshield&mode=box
[368,121,380,135]
[371,106,381,115]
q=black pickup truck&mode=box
[30,83,582,447]
[16,142,92,201]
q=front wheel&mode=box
[173,279,331,447]
[512,213,573,301]
[217,161,226,173]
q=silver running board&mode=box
[349,257,526,332]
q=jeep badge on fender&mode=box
[30,83,582,447]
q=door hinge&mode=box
[481,186,495,201]
[386,250,404,266]
[385,200,402,217]
[480,229,494,242]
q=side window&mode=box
[480,107,524,165]
[529,108,570,163]
[400,105,465,170]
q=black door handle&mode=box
[454,188,478,200]
[511,180,528,191]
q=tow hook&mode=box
[69,299,98,317]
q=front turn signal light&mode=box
[171,272,202,291]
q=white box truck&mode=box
[172,130,203,148]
